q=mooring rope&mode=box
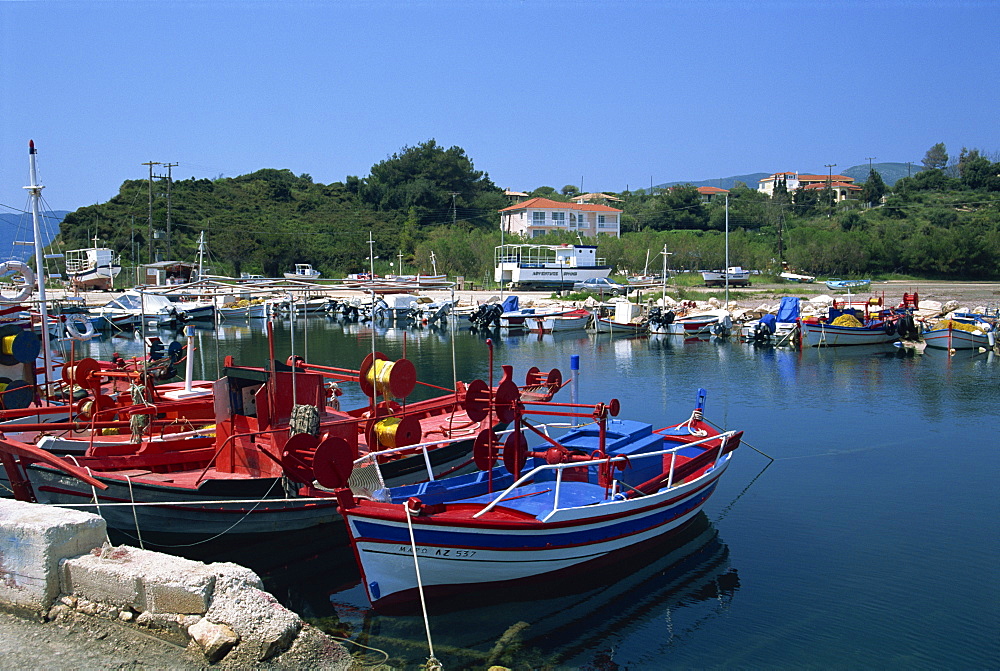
[67,454,112,546]
[405,499,442,670]
[123,473,145,550]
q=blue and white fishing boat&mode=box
[340,389,743,611]
[922,313,997,351]
[825,278,871,291]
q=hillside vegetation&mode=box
[54,142,1000,283]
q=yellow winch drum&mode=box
[358,353,416,399]
[369,415,422,450]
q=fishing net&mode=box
[935,319,982,333]
[831,314,863,328]
[347,454,391,501]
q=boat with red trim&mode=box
[339,388,742,612]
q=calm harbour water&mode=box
[70,315,1000,669]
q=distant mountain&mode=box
[841,162,921,186]
[645,163,920,193]
[644,173,770,193]
[0,211,67,260]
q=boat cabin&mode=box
[141,261,199,286]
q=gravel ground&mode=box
[0,607,354,670]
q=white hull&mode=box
[923,327,992,350]
[530,310,591,332]
[801,322,896,347]
[346,459,729,607]
[701,269,750,287]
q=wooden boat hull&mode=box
[922,326,992,350]
[591,316,647,334]
[649,315,726,336]
[701,270,750,287]
[530,310,591,333]
[825,279,871,291]
[344,447,733,610]
[801,321,895,347]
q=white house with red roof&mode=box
[695,186,729,203]
[758,171,860,201]
[499,197,622,238]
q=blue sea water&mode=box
[72,317,1000,669]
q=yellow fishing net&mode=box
[934,319,981,333]
[831,314,863,328]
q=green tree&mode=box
[958,149,1000,191]
[360,139,502,226]
[561,184,580,197]
[861,169,887,207]
[645,186,708,231]
[922,142,949,170]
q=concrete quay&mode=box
[0,499,352,668]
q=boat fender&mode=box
[64,314,97,341]
[884,321,896,336]
[0,260,35,303]
[989,330,996,348]
[896,317,909,339]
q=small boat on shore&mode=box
[825,278,871,291]
[495,243,611,291]
[284,263,322,280]
[340,388,743,611]
[65,239,121,291]
[779,271,815,284]
[701,267,750,287]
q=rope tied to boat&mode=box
[680,408,708,436]
[405,498,442,671]
[129,382,151,441]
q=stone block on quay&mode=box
[61,545,216,614]
[0,500,106,611]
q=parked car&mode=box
[572,277,628,296]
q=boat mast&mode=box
[724,193,730,308]
[25,140,54,398]
[196,231,206,280]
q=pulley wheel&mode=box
[313,436,355,489]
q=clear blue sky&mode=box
[1,0,997,213]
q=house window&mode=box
[532,229,546,238]
[551,212,565,224]
[532,212,545,224]
[597,214,605,224]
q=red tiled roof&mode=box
[802,182,861,190]
[696,186,729,194]
[499,197,622,213]
[798,174,853,183]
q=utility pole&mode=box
[162,162,178,259]
[864,158,877,208]
[449,192,459,225]
[142,161,161,263]
[824,163,837,218]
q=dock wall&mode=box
[0,499,349,666]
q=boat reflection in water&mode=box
[317,513,738,669]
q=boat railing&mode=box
[472,430,737,520]
[348,422,574,498]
